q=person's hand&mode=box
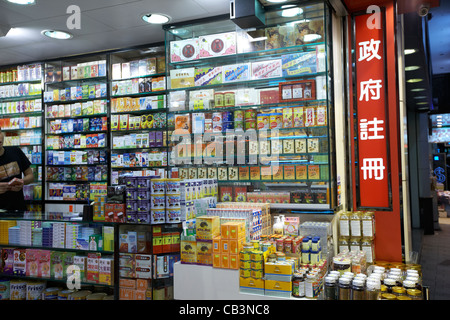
[0,182,10,194]
[8,178,24,192]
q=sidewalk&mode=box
[420,217,450,300]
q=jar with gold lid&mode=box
[397,295,412,300]
[392,286,406,297]
[407,289,423,300]
[381,293,397,300]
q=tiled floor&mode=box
[420,217,450,300]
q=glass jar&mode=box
[305,273,318,299]
[397,295,412,300]
[407,289,423,300]
[361,211,375,238]
[292,273,305,298]
[324,276,338,300]
[381,293,397,300]
[384,278,396,293]
[392,286,406,297]
[338,277,351,300]
[339,212,350,237]
[350,211,362,237]
[366,279,381,300]
[284,238,292,254]
[351,279,366,300]
[338,237,350,254]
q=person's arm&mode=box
[9,167,34,192]
[22,167,34,185]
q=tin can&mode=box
[222,111,234,122]
[224,92,235,107]
[257,114,269,130]
[214,93,224,107]
[204,119,213,132]
[69,290,92,300]
[43,287,62,300]
[58,289,75,300]
[245,109,256,121]
[245,120,256,130]
[270,113,283,129]
[223,121,234,132]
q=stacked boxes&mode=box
[119,278,152,300]
[196,216,220,266]
[213,221,245,270]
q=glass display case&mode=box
[0,63,44,212]
[164,1,335,211]
[108,44,169,185]
[43,54,109,204]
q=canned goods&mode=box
[250,250,263,261]
[245,120,256,130]
[214,93,224,107]
[222,111,234,122]
[270,113,283,129]
[224,92,235,107]
[245,109,257,121]
[69,290,92,300]
[58,289,75,300]
[257,114,269,130]
[43,287,62,300]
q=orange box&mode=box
[221,239,229,254]
[119,288,135,300]
[229,238,245,255]
[136,279,150,291]
[163,232,172,253]
[171,232,180,252]
[213,253,221,268]
[227,221,246,240]
[221,253,229,269]
[229,254,239,269]
[221,224,229,239]
[119,278,136,289]
[135,290,146,300]
[213,236,221,253]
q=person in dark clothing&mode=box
[0,128,34,211]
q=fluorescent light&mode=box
[5,0,35,5]
[267,0,288,2]
[142,13,171,24]
[41,30,72,40]
[407,78,423,83]
[281,5,303,17]
[404,49,416,55]
[414,96,427,99]
[411,88,426,92]
[405,66,420,71]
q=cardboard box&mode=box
[213,253,221,268]
[196,216,220,240]
[213,236,221,253]
[239,277,265,295]
[264,279,292,298]
[196,240,213,266]
[220,253,229,269]
[229,254,239,270]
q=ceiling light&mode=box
[142,13,171,24]
[414,96,427,99]
[41,30,72,40]
[411,88,426,92]
[281,5,303,17]
[405,66,420,71]
[267,0,288,2]
[407,78,423,83]
[404,49,416,55]
[5,0,35,4]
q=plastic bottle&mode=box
[324,276,338,300]
[338,277,351,300]
[366,278,381,300]
[351,279,366,300]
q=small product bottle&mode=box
[305,273,317,299]
[407,289,423,300]
[366,279,381,300]
[338,277,351,300]
[351,279,366,300]
[324,276,338,300]
[302,249,310,265]
[292,272,305,298]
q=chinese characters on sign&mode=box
[354,12,390,209]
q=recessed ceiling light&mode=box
[407,78,423,83]
[267,0,288,2]
[404,49,416,55]
[41,30,73,40]
[414,96,427,99]
[281,5,303,17]
[417,102,428,105]
[405,66,420,71]
[5,0,35,5]
[411,88,426,92]
[142,13,171,24]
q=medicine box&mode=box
[196,216,220,240]
[239,277,265,295]
[264,279,292,298]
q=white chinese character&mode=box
[360,117,385,140]
[358,39,382,62]
[361,158,385,180]
[359,79,383,102]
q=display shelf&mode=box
[0,273,114,288]
[0,95,41,102]
[111,90,167,98]
[44,97,106,105]
[0,79,42,86]
[0,243,113,254]
[110,108,167,115]
[0,110,42,117]
[46,112,107,120]
[45,75,107,86]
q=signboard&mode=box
[353,10,391,209]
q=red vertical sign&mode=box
[354,12,391,209]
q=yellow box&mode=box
[264,279,292,292]
[221,221,245,240]
[220,224,229,239]
[229,254,239,270]
[239,277,265,290]
[180,239,197,264]
[213,236,221,253]
[196,216,220,240]
[220,253,229,269]
[213,253,221,268]
[196,240,213,266]
[264,262,293,276]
